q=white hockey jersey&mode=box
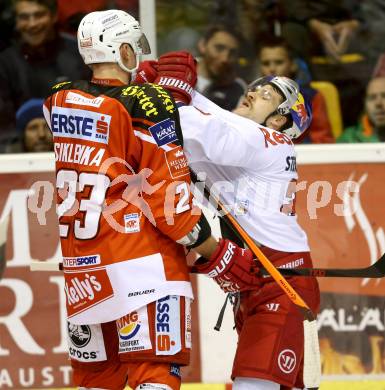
[179,92,309,253]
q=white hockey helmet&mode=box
[248,76,312,139]
[77,10,151,74]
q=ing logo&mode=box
[117,312,140,340]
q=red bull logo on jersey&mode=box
[117,312,141,340]
[291,94,309,128]
[51,106,111,144]
[259,127,292,148]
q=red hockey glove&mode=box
[154,51,197,104]
[191,239,261,293]
[134,60,158,84]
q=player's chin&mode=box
[233,106,247,116]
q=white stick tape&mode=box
[30,261,62,272]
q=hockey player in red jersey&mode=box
[137,52,320,390]
[44,11,261,390]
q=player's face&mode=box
[233,84,283,124]
[15,1,56,47]
[199,31,239,79]
[24,118,53,152]
[259,47,295,77]
[365,78,385,127]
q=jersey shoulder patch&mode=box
[118,83,176,119]
[51,80,73,92]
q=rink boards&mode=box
[1,144,385,389]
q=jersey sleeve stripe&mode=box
[132,117,157,127]
[132,122,152,133]
[133,130,174,152]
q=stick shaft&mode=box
[30,261,63,271]
[224,210,314,318]
[261,253,385,278]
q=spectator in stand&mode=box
[258,36,334,143]
[0,0,89,151]
[280,0,371,128]
[373,53,385,78]
[338,77,385,143]
[196,24,247,111]
[56,0,107,35]
[0,0,14,51]
[6,98,53,153]
[56,1,139,36]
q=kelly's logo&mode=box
[64,269,114,317]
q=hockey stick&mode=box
[30,260,63,271]
[192,174,385,279]
[214,199,320,389]
[0,216,9,280]
[260,253,385,278]
[191,173,320,389]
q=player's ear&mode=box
[197,38,206,55]
[268,114,288,131]
[119,43,130,61]
[290,59,297,75]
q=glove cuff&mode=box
[156,76,194,104]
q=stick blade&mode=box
[261,252,385,278]
[372,252,385,276]
[303,319,321,390]
[0,216,10,280]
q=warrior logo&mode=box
[278,349,296,374]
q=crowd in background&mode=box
[1,0,385,153]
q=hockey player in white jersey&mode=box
[137,52,320,390]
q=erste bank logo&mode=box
[51,106,111,144]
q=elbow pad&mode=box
[176,213,211,248]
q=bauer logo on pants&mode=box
[278,349,296,373]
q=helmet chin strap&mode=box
[261,109,279,128]
[116,52,141,80]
